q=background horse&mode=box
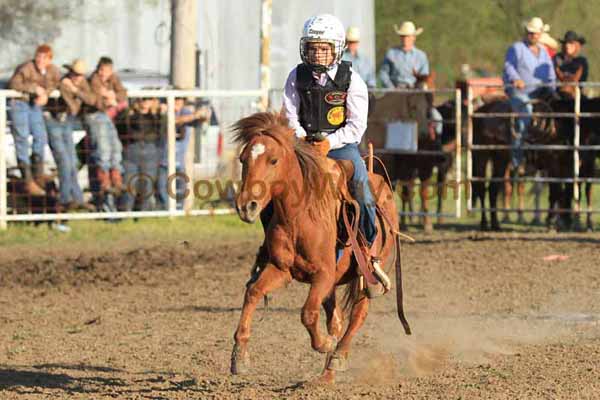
[231,112,410,384]
[472,96,568,231]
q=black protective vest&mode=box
[296,61,352,135]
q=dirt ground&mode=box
[1,227,599,399]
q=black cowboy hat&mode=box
[560,30,586,45]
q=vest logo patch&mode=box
[327,106,345,126]
[324,91,347,105]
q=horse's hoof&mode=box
[531,217,542,226]
[480,221,489,231]
[230,344,250,375]
[326,352,348,372]
[491,222,501,232]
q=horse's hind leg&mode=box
[502,166,512,223]
[325,292,369,374]
[231,264,291,375]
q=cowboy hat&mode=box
[559,30,586,45]
[394,21,423,36]
[346,26,361,42]
[62,59,87,75]
[539,32,559,50]
[523,17,550,34]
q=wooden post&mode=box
[170,0,197,213]
[259,0,272,110]
[0,93,7,230]
[466,85,473,213]
[368,142,374,173]
[454,88,462,218]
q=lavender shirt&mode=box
[282,64,368,150]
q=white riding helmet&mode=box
[299,14,346,70]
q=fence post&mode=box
[454,88,462,218]
[0,93,7,230]
[167,94,177,216]
[466,85,473,213]
[573,85,581,209]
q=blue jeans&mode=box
[46,115,84,205]
[157,166,186,210]
[121,141,160,211]
[84,112,123,172]
[260,143,378,246]
[508,92,532,167]
[9,100,47,165]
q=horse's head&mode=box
[233,113,295,223]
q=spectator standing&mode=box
[342,26,376,88]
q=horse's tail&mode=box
[395,234,411,335]
[341,276,361,316]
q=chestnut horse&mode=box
[231,112,410,383]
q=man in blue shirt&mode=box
[379,21,429,88]
[503,17,556,169]
[341,26,376,88]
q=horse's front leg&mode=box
[231,264,291,375]
[302,271,337,356]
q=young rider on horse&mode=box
[251,14,391,294]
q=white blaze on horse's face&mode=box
[250,143,266,162]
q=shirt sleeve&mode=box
[581,57,589,82]
[112,75,128,103]
[503,45,521,83]
[8,64,37,94]
[418,51,430,76]
[365,59,376,88]
[281,68,307,138]
[379,51,395,88]
[326,69,368,150]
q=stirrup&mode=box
[364,257,391,299]
[372,257,391,290]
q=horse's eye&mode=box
[270,158,278,166]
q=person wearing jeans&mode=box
[503,17,556,169]
[157,97,209,210]
[84,56,128,196]
[8,44,60,195]
[45,59,97,210]
[119,98,161,211]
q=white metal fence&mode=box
[0,89,265,229]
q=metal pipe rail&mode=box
[470,177,600,183]
[469,144,600,150]
[470,207,600,214]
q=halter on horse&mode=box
[231,112,410,383]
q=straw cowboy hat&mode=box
[394,21,423,36]
[63,59,87,75]
[524,17,550,34]
[539,32,559,50]
[346,26,361,42]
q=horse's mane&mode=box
[232,112,337,221]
